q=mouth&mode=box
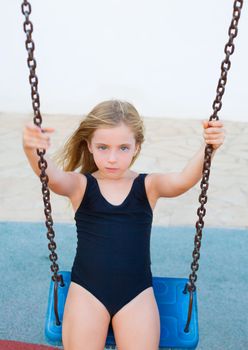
[106,167,119,171]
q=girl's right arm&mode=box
[22,123,85,199]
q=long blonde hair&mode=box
[57,99,145,174]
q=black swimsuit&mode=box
[71,172,153,320]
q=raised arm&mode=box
[150,120,225,198]
[22,123,84,199]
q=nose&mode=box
[108,150,117,163]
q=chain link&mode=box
[210,0,243,121]
[188,0,243,293]
[21,0,60,285]
[184,0,244,333]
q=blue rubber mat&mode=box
[0,222,247,349]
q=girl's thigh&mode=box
[111,286,160,350]
[62,281,111,350]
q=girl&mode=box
[23,99,225,350]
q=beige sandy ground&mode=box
[0,113,247,228]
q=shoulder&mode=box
[74,172,87,191]
[48,170,86,198]
[143,173,158,199]
[68,172,87,201]
[144,172,185,198]
[141,173,161,210]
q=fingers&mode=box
[23,123,55,150]
[202,120,224,128]
[205,127,225,134]
[202,120,225,150]
[202,120,209,129]
[26,123,55,133]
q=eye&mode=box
[97,145,107,150]
[120,146,129,151]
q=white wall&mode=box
[1,0,247,121]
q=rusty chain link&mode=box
[21,0,63,325]
[184,0,244,333]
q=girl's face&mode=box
[87,123,139,176]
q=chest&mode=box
[72,173,158,212]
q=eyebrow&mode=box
[94,143,132,146]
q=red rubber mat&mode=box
[0,340,60,350]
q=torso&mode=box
[70,171,158,213]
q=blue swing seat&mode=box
[45,271,198,349]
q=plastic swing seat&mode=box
[45,271,199,349]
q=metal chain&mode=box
[184,0,244,332]
[21,1,61,284]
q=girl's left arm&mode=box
[151,120,225,198]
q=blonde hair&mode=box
[57,99,145,174]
